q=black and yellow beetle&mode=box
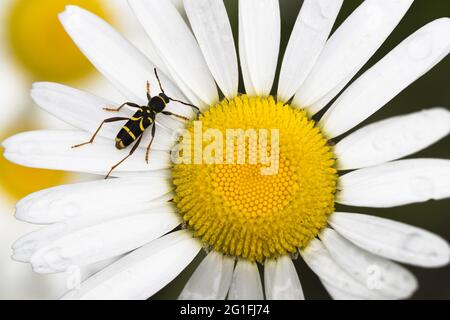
[72,68,199,178]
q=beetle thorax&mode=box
[150,96,166,113]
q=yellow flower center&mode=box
[6,0,110,82]
[173,96,337,262]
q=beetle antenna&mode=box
[154,68,165,94]
[154,68,200,114]
[169,98,201,114]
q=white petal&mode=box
[80,255,124,283]
[128,0,219,109]
[277,0,342,102]
[321,18,450,137]
[264,256,304,300]
[58,5,177,102]
[293,0,413,114]
[228,260,264,300]
[14,204,180,267]
[239,0,280,96]
[184,0,238,99]
[107,0,173,77]
[300,239,384,299]
[338,159,450,207]
[329,212,450,268]
[320,228,417,299]
[179,251,235,300]
[335,108,450,170]
[2,130,171,175]
[12,202,172,262]
[321,281,365,300]
[59,5,193,130]
[62,230,201,300]
[15,177,173,224]
[31,82,176,151]
[305,61,366,114]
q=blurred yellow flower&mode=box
[6,0,110,82]
[0,0,118,201]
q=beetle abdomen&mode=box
[115,120,145,149]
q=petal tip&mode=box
[11,253,27,263]
[14,206,31,224]
[58,5,85,27]
[1,133,19,149]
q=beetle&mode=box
[72,68,199,179]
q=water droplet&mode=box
[401,232,422,252]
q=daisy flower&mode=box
[2,0,450,300]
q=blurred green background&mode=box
[155,0,450,300]
[0,0,448,300]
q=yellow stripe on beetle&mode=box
[123,126,136,140]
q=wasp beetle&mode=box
[72,68,200,179]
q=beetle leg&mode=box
[105,135,143,179]
[71,117,128,148]
[145,124,156,164]
[104,102,141,112]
